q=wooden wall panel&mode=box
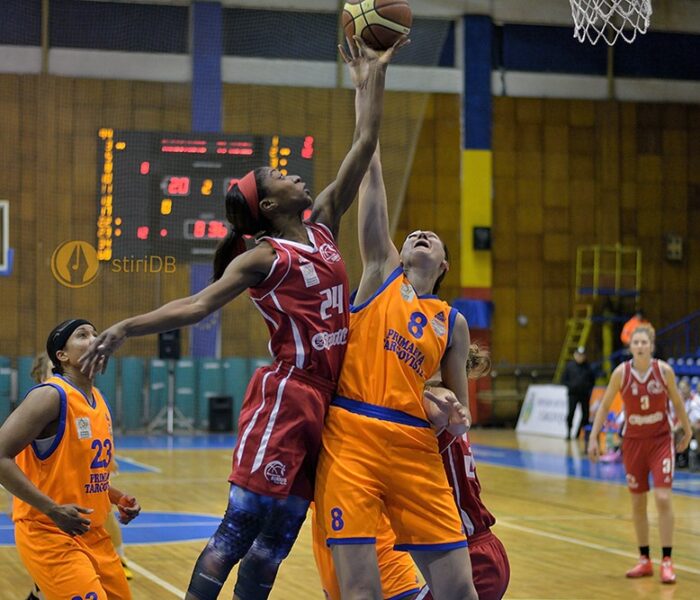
[3,77,699,369]
[0,74,439,359]
[492,97,700,366]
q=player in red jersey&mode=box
[417,408,510,600]
[81,37,407,600]
[408,365,509,600]
[588,325,691,585]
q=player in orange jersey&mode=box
[0,320,141,600]
[314,360,510,600]
[314,91,478,597]
[589,325,691,585]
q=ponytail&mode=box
[467,343,491,379]
[212,231,247,281]
[211,167,269,281]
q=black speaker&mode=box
[158,329,181,360]
[473,227,492,250]
[209,396,234,432]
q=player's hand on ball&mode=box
[338,36,369,89]
[116,495,141,524]
[339,35,410,88]
[48,503,93,536]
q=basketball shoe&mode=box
[626,556,653,578]
[660,558,676,584]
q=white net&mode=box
[570,0,652,45]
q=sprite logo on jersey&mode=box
[312,328,348,351]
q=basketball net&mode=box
[570,0,652,45]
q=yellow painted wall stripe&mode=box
[460,149,492,289]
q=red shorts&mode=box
[417,530,510,600]
[622,434,675,493]
[230,362,334,501]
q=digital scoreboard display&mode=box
[96,129,315,261]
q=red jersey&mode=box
[438,431,496,537]
[620,359,672,439]
[249,222,349,383]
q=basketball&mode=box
[343,0,412,51]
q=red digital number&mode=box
[208,221,228,239]
[167,177,190,196]
[193,220,206,239]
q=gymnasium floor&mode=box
[1,430,699,599]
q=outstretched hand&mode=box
[424,385,471,436]
[80,324,127,378]
[338,35,410,88]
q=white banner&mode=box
[516,385,581,439]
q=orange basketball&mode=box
[343,0,412,51]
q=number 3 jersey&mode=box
[250,223,349,383]
[336,266,458,421]
[13,375,114,529]
[620,358,672,439]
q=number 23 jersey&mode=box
[337,266,458,421]
[13,375,114,529]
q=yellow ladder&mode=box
[576,243,642,302]
[554,304,593,383]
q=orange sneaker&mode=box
[660,558,676,584]
[626,556,653,578]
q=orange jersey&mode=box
[14,375,114,529]
[337,266,457,421]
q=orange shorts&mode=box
[315,406,466,550]
[15,519,131,600]
[312,505,419,600]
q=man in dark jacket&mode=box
[562,346,596,440]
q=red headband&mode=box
[237,171,259,220]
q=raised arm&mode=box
[80,242,275,375]
[310,36,407,237]
[352,145,402,303]
[587,366,623,461]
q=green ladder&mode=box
[554,304,593,383]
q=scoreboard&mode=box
[96,129,315,261]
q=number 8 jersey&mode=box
[337,266,458,420]
[13,375,114,529]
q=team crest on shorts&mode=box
[75,417,92,439]
[400,283,415,302]
[264,460,288,486]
